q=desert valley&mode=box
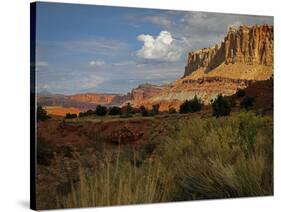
[36,24,273,209]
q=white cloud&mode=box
[136,31,186,62]
[89,60,105,66]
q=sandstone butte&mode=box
[128,24,273,111]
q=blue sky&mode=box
[35,2,273,94]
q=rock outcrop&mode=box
[69,93,130,106]
[184,25,273,76]
[129,84,165,106]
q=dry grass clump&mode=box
[56,152,170,208]
[157,112,273,200]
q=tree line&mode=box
[37,89,256,121]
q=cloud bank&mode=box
[136,31,186,62]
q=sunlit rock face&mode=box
[184,25,273,76]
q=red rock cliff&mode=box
[184,24,273,76]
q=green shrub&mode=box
[229,97,237,107]
[108,106,121,115]
[37,138,53,166]
[95,105,107,116]
[121,103,133,118]
[212,94,231,117]
[140,105,149,116]
[169,107,177,114]
[65,113,77,119]
[152,104,160,115]
[236,89,246,98]
[79,109,95,118]
[240,96,255,110]
[179,95,202,114]
[37,106,50,121]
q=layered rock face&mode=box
[69,93,117,104]
[38,92,131,111]
[130,84,165,105]
[69,93,131,106]
[184,25,273,76]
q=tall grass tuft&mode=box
[56,150,170,208]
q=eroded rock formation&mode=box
[130,84,165,105]
[69,93,131,106]
[184,25,273,76]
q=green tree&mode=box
[236,89,246,98]
[37,106,50,121]
[240,96,255,110]
[123,103,133,117]
[152,104,160,115]
[140,105,149,116]
[95,105,107,116]
[212,94,231,117]
[180,95,202,114]
[109,106,122,115]
[65,113,77,119]
[79,109,95,118]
